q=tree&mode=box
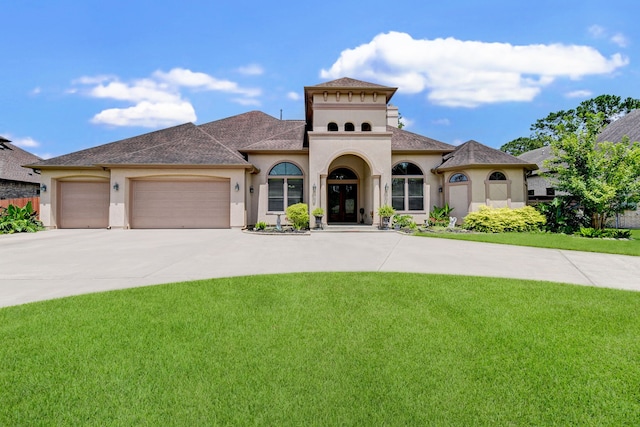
[545,113,640,229]
[500,95,640,155]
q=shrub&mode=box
[393,214,415,229]
[0,202,44,234]
[311,207,324,217]
[286,203,309,230]
[429,204,454,226]
[377,205,395,218]
[577,227,631,239]
[535,197,588,234]
[463,206,546,233]
[254,221,267,230]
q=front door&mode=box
[328,184,357,223]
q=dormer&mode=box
[304,77,398,133]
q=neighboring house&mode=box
[26,78,536,229]
[518,109,640,227]
[0,136,42,199]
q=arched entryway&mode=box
[328,167,358,223]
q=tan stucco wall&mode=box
[38,170,110,228]
[311,93,388,132]
[40,167,247,229]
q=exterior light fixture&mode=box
[235,182,240,192]
[313,183,317,193]
[40,184,47,192]
[249,185,254,193]
[385,183,389,193]
[113,183,119,191]
[439,187,443,193]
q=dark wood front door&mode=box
[328,184,357,223]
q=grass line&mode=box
[1,272,639,425]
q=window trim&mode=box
[267,162,305,213]
[449,173,469,183]
[392,162,425,212]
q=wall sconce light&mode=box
[249,185,254,193]
[439,187,443,193]
[313,183,317,193]
[384,183,389,193]
[40,184,47,192]
[235,182,240,192]
[113,183,119,191]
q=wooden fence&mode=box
[0,197,40,218]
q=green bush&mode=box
[311,207,324,217]
[254,221,267,230]
[393,214,415,229]
[429,204,454,226]
[463,206,546,233]
[377,205,395,218]
[0,202,44,234]
[577,227,631,239]
[286,203,309,230]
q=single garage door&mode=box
[131,180,230,229]
[58,181,110,229]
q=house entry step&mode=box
[312,224,387,233]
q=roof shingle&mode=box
[435,140,537,171]
[0,139,42,183]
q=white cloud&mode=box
[287,91,301,101]
[431,118,451,126]
[30,87,41,95]
[565,90,593,99]
[231,97,261,107]
[91,101,196,128]
[588,25,606,38]
[10,136,40,148]
[320,32,629,108]
[237,64,264,76]
[73,68,261,127]
[611,33,629,48]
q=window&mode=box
[268,162,303,211]
[361,122,371,131]
[489,171,507,180]
[329,168,357,180]
[345,122,355,131]
[528,189,535,196]
[546,187,555,196]
[327,122,338,131]
[449,173,468,183]
[392,162,424,211]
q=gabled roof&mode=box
[0,138,42,183]
[434,140,537,172]
[598,109,640,143]
[198,111,306,151]
[518,146,553,175]
[388,126,455,152]
[28,123,249,169]
[309,77,393,89]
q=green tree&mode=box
[500,95,640,155]
[545,113,640,229]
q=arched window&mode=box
[268,162,303,211]
[489,171,507,181]
[327,122,338,132]
[361,122,372,132]
[329,168,357,180]
[344,122,355,132]
[392,162,424,211]
[449,173,468,183]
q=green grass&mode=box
[416,229,640,256]
[2,272,639,425]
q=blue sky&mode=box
[2,0,639,159]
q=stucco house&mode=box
[26,78,536,229]
[1,136,41,200]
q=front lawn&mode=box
[1,272,639,425]
[416,229,640,256]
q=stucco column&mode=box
[320,174,327,226]
[372,175,380,226]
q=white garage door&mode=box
[58,181,110,229]
[131,180,230,229]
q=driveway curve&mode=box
[1,229,639,307]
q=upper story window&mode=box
[344,122,355,132]
[449,173,469,183]
[268,162,303,212]
[489,171,507,181]
[329,168,357,180]
[361,123,372,131]
[327,122,338,132]
[392,162,424,211]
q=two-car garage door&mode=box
[130,180,230,229]
[57,179,230,229]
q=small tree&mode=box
[545,113,640,229]
[285,203,309,230]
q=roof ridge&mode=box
[242,122,307,150]
[195,126,248,162]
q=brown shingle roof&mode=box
[29,123,249,168]
[310,77,393,89]
[198,111,306,151]
[389,126,455,152]
[598,109,640,143]
[517,146,553,175]
[0,139,42,183]
[435,140,537,171]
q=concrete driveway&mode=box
[1,229,639,307]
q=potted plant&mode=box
[377,205,395,230]
[312,207,324,229]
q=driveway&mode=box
[1,229,639,307]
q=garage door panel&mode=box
[59,182,110,229]
[131,180,230,229]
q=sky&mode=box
[2,0,639,159]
